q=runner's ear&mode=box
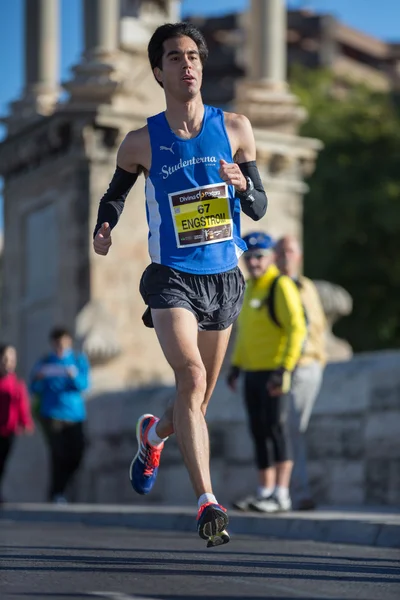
[154,67,163,85]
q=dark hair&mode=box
[0,343,13,357]
[148,22,208,87]
[49,327,72,341]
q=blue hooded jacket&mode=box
[30,349,90,422]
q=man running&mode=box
[93,22,267,547]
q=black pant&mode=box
[0,434,15,494]
[244,371,292,469]
[40,419,85,500]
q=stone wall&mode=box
[4,350,400,507]
[306,350,400,507]
[0,129,92,378]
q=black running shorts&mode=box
[139,262,245,331]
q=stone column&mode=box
[65,0,122,106]
[236,0,305,133]
[24,0,59,112]
[83,0,119,61]
[249,0,286,85]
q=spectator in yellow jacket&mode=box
[227,232,306,512]
[275,235,327,510]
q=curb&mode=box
[1,504,399,549]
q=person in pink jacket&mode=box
[0,343,34,504]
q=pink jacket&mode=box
[0,373,33,436]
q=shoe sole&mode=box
[129,413,154,483]
[198,508,230,547]
[207,530,230,548]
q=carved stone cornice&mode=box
[75,300,121,365]
[314,280,353,361]
[0,113,90,179]
[235,79,307,135]
[64,61,122,106]
[252,127,323,186]
[2,86,59,137]
[63,51,138,108]
[0,102,147,180]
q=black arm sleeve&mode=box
[93,166,138,237]
[237,161,268,221]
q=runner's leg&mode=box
[198,327,232,413]
[151,307,212,498]
[156,319,233,433]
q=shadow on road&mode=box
[1,547,399,586]
[7,594,358,600]
[2,545,400,564]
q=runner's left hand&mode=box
[219,159,247,192]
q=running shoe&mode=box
[232,494,258,511]
[250,494,292,513]
[197,502,230,548]
[129,414,164,495]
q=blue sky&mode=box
[1,0,399,131]
[0,0,399,227]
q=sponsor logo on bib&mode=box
[169,183,232,248]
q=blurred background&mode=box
[0,1,399,509]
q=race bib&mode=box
[169,183,233,248]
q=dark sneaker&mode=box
[129,414,164,495]
[197,502,230,548]
[232,494,258,511]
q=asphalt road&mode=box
[1,521,399,600]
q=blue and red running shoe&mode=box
[197,502,230,547]
[129,414,164,495]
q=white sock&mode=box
[198,493,217,510]
[257,486,274,499]
[147,421,168,447]
[275,486,290,500]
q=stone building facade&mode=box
[188,7,400,109]
[0,0,321,388]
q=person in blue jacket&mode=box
[30,327,90,504]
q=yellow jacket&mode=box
[232,265,307,372]
[297,275,327,367]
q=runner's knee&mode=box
[175,362,207,401]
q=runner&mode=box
[93,22,267,547]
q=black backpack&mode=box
[265,275,309,331]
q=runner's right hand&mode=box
[94,222,112,256]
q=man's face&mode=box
[155,35,203,101]
[0,346,17,375]
[52,335,72,356]
[244,250,273,279]
[275,237,302,277]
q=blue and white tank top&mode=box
[145,105,247,275]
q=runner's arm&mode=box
[235,115,268,221]
[93,133,141,237]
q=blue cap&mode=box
[243,231,275,252]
